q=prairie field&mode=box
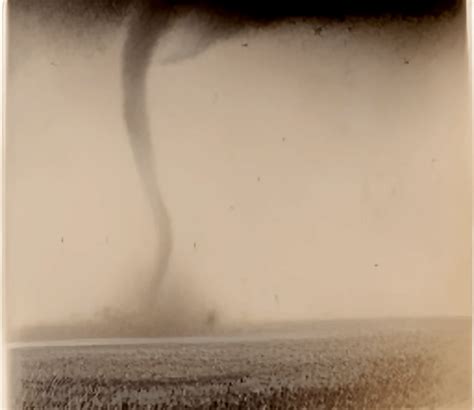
[8,318,471,409]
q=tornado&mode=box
[122,2,172,312]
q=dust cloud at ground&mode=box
[5,4,470,339]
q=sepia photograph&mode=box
[3,0,472,408]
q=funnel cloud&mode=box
[122,3,173,311]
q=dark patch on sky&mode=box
[10,0,463,28]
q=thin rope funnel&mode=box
[122,4,172,313]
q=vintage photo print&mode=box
[4,0,472,408]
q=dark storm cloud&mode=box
[10,0,463,27]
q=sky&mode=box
[5,3,471,338]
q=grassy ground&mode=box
[8,318,471,409]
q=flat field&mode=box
[8,318,471,409]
